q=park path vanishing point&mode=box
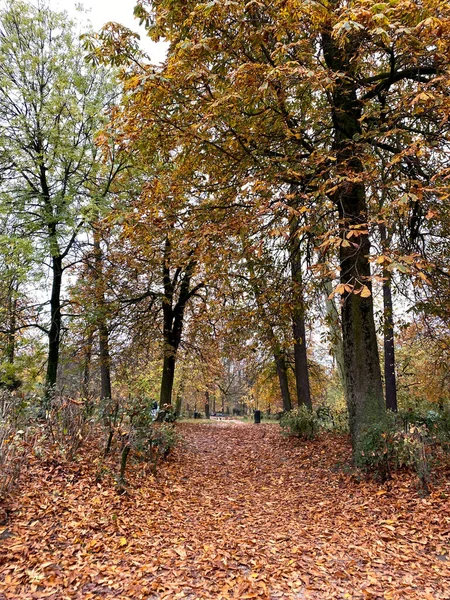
[0,422,449,599]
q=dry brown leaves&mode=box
[0,422,449,599]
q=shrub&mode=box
[316,404,349,433]
[356,408,450,490]
[0,391,33,500]
[116,398,179,491]
[137,422,178,466]
[280,406,319,440]
[435,408,450,449]
[44,395,94,460]
[356,419,395,480]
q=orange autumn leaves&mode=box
[0,422,449,599]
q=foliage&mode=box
[396,322,450,410]
[1,423,449,597]
[0,0,119,400]
[280,406,319,441]
[0,391,33,500]
[115,396,179,489]
[135,422,178,467]
[316,404,350,434]
[357,408,450,489]
[44,396,94,461]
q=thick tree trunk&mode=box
[289,213,312,409]
[44,254,63,405]
[160,350,176,407]
[379,223,397,412]
[323,32,385,453]
[292,311,312,409]
[159,237,196,407]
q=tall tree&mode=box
[126,0,450,454]
[0,1,116,404]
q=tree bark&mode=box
[322,31,385,453]
[274,347,292,412]
[205,390,210,419]
[44,254,63,405]
[174,385,183,417]
[81,330,93,399]
[159,236,197,407]
[289,211,312,409]
[160,350,176,407]
[6,289,17,366]
[379,223,397,412]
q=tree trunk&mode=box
[205,390,210,419]
[159,237,196,407]
[324,280,346,394]
[174,386,182,417]
[6,291,16,366]
[44,254,63,405]
[273,346,292,412]
[99,322,112,400]
[289,213,312,409]
[81,330,93,399]
[322,31,385,453]
[160,350,176,407]
[379,223,397,412]
[242,239,292,412]
[93,227,112,402]
[292,311,312,409]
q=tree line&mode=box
[0,0,449,463]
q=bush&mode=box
[0,391,33,500]
[44,395,94,460]
[316,404,349,433]
[356,407,450,489]
[116,397,179,491]
[280,406,319,440]
[137,422,178,466]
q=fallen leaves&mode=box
[0,423,449,598]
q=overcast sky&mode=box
[51,0,168,63]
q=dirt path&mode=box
[1,423,449,599]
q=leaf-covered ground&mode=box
[0,422,449,599]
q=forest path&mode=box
[1,422,449,599]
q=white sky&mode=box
[51,0,168,63]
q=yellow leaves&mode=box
[411,91,435,107]
[119,536,128,547]
[359,285,371,298]
[124,75,142,91]
[328,282,371,299]
[332,19,365,41]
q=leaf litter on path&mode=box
[0,422,449,599]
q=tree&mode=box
[122,0,450,455]
[0,213,36,389]
[0,1,117,404]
